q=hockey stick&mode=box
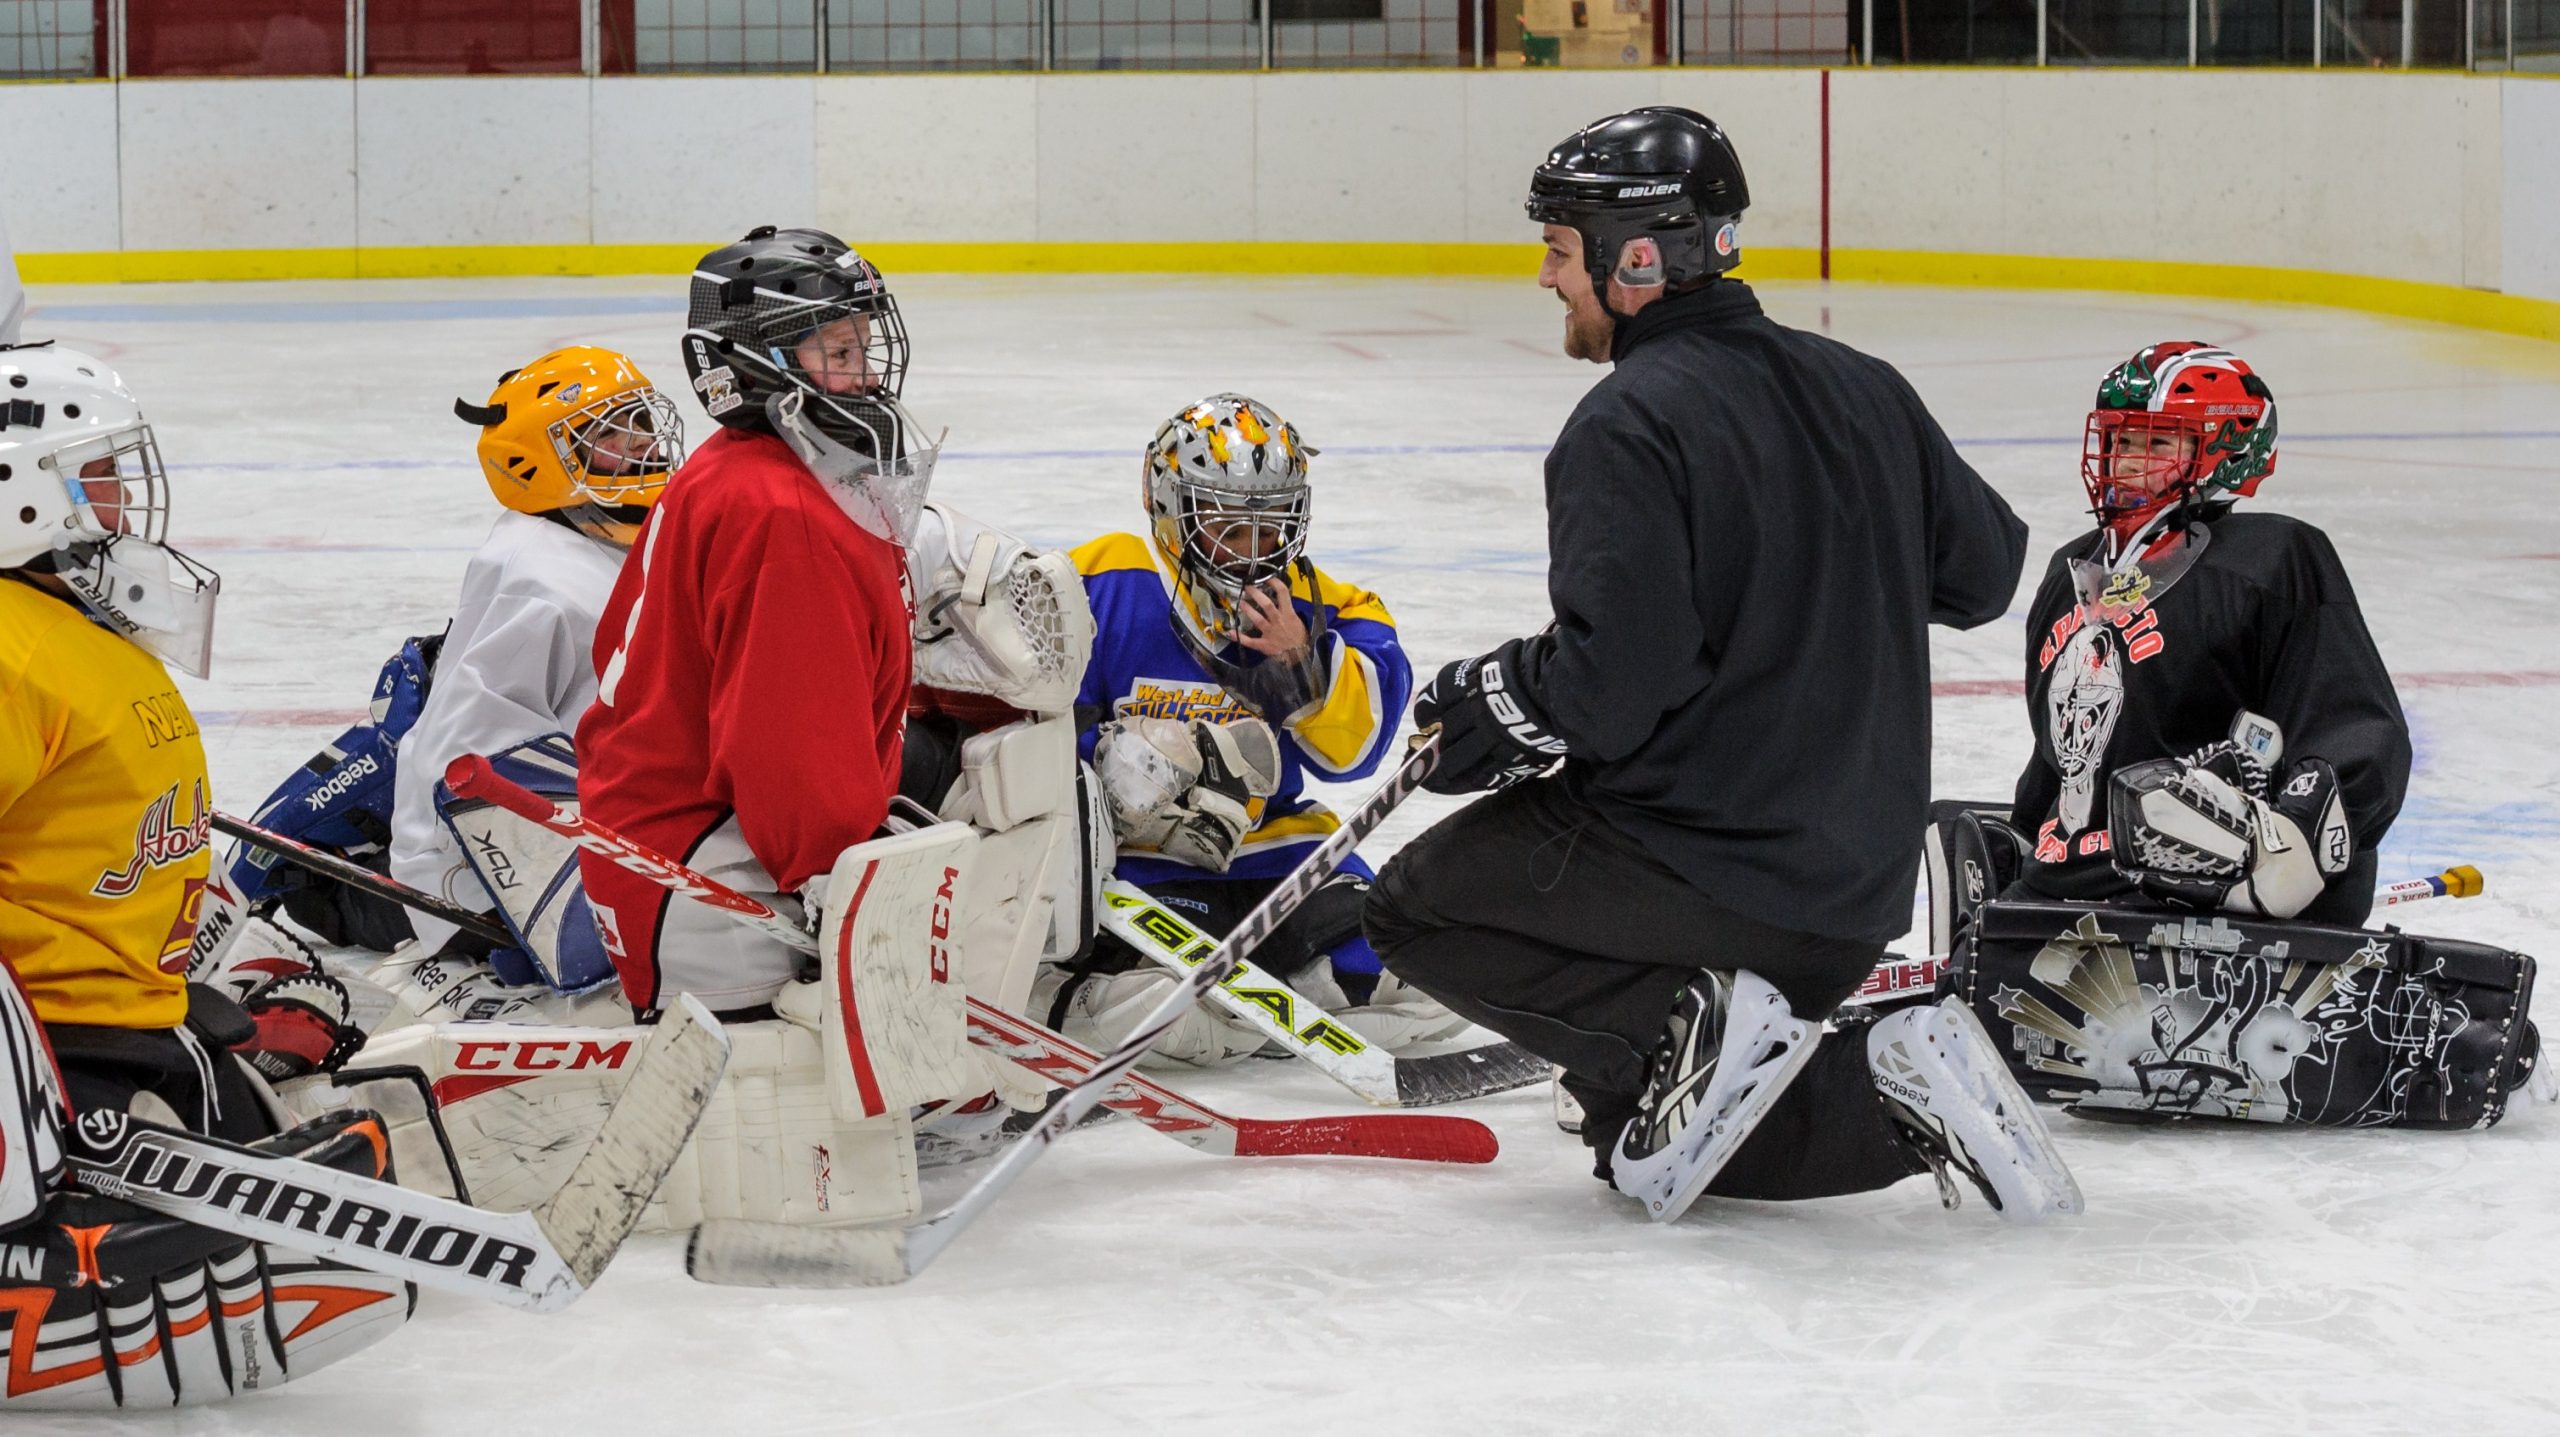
[434,757,1494,1166]
[1862,863,2493,1003]
[1097,879,1549,1107]
[450,730,1451,1286]
[966,1001,1492,1162]
[61,995,727,1313]
[2376,863,2485,908]
[212,809,518,948]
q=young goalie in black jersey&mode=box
[2002,341,2410,925]
[1931,345,2541,1133]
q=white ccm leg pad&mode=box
[791,823,982,1120]
[935,716,1087,1014]
[331,1017,921,1231]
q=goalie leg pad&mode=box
[338,1017,922,1229]
[796,822,981,1120]
[1029,966,1268,1070]
[433,733,618,995]
[1948,899,2539,1128]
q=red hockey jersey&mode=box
[576,427,911,1005]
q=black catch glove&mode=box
[1411,636,1570,795]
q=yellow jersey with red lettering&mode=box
[0,576,207,1029]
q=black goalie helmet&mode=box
[1525,107,1750,297]
[681,225,912,456]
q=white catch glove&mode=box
[1092,715,1283,873]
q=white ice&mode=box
[17,273,2560,1434]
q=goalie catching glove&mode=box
[2108,742,2350,919]
[1412,635,1569,795]
[1092,715,1282,873]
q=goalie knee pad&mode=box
[432,733,617,994]
[796,822,981,1119]
[1947,900,2538,1129]
[1923,799,2026,958]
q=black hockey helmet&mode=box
[681,225,911,454]
[1525,107,1749,299]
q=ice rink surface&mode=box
[16,272,2560,1434]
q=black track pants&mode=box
[1364,779,1927,1201]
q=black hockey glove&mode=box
[1411,636,1571,795]
[2108,744,2350,919]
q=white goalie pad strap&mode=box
[906,502,1097,715]
[0,962,67,1230]
[942,715,1077,834]
[799,822,980,1120]
[336,1018,921,1231]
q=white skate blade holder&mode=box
[1871,999,2085,1224]
[1614,970,1817,1225]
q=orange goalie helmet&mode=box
[454,347,684,548]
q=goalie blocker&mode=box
[1944,899,2538,1129]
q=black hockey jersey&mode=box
[2007,510,2410,925]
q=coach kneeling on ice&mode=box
[1925,342,2537,1128]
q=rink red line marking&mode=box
[1328,341,1386,361]
[1930,669,2560,699]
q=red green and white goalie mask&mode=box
[2081,342,2278,542]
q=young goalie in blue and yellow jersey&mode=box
[1034,393,1467,1067]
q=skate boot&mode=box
[1866,997,2083,1223]
[1610,970,1817,1224]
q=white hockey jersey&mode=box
[390,510,625,949]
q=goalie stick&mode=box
[1097,879,1548,1107]
[1863,862,2492,1001]
[451,727,1451,1286]
[409,765,1494,1165]
[61,995,727,1313]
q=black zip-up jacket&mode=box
[1516,280,2027,943]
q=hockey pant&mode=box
[1364,779,1928,1199]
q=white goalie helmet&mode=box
[0,343,221,676]
[1144,393,1314,644]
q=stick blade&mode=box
[533,994,731,1288]
[1390,1039,1554,1107]
[1232,1113,1499,1163]
[687,1219,914,1288]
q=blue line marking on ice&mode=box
[33,297,685,324]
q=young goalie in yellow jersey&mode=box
[0,343,410,1409]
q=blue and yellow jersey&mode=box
[1070,533,1411,884]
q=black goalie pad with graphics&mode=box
[1945,900,2536,1130]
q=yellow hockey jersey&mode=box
[0,576,205,1029]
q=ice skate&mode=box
[1609,970,1817,1224]
[1866,998,2083,1223]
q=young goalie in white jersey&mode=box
[209,348,682,1031]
